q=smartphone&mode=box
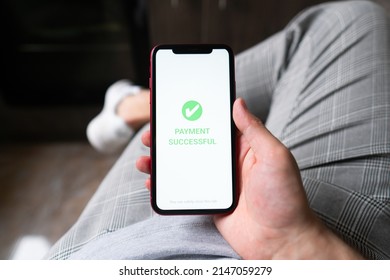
[150,44,237,215]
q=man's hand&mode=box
[136,98,363,259]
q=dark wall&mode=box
[0,0,148,106]
[148,0,326,53]
[0,0,387,141]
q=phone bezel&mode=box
[150,44,237,215]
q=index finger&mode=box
[141,130,151,147]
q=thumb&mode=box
[233,98,280,154]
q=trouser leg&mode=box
[240,1,390,259]
[46,125,153,259]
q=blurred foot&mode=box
[86,80,144,154]
[117,88,150,132]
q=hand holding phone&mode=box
[150,44,237,215]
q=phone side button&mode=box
[149,78,151,104]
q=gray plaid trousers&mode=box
[47,1,390,259]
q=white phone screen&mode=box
[152,46,235,213]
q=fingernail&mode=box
[238,98,248,111]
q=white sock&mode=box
[86,80,141,154]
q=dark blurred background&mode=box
[0,0,388,259]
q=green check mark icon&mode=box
[182,100,202,121]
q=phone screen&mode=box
[151,45,236,214]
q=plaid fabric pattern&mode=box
[47,1,390,259]
[46,125,154,259]
[237,0,390,259]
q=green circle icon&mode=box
[182,100,202,121]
